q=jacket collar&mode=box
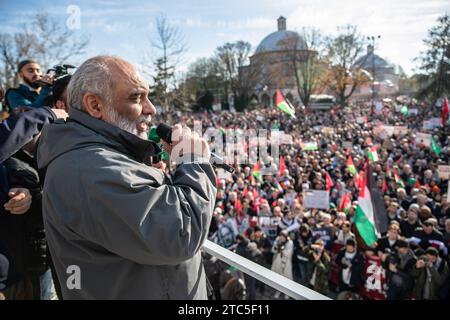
[67,108,161,163]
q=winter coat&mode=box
[36,108,217,299]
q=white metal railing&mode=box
[202,240,331,300]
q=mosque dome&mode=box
[255,16,307,54]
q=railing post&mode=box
[202,240,331,300]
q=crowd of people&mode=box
[0,57,449,300]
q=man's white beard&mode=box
[105,105,150,140]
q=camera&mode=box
[36,64,76,87]
[314,247,322,255]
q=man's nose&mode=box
[142,97,156,116]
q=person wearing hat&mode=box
[4,59,54,111]
[384,237,416,299]
[271,230,294,298]
[411,246,449,300]
[335,238,365,293]
[410,218,447,256]
[303,238,330,295]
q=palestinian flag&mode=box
[252,161,263,182]
[368,145,379,162]
[347,156,356,176]
[301,142,319,151]
[276,88,296,118]
[339,192,352,212]
[393,168,405,188]
[431,137,441,156]
[355,164,388,246]
[442,96,448,126]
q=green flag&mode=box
[431,137,441,155]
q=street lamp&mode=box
[367,35,381,108]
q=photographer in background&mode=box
[304,239,330,295]
[411,247,449,300]
[384,238,416,300]
[4,60,53,111]
[271,230,293,299]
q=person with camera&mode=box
[36,56,217,300]
[304,239,331,295]
[4,60,53,111]
[271,230,294,298]
[335,238,365,293]
[384,238,416,300]
[0,74,70,300]
[411,247,449,300]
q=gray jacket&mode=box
[37,109,217,300]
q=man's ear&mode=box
[83,92,104,119]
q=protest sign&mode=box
[415,132,432,146]
[303,190,330,209]
[438,165,450,180]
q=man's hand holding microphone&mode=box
[159,124,210,164]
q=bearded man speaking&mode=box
[37,56,217,299]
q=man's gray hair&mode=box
[68,56,115,111]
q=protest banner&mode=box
[393,126,408,136]
[303,190,330,209]
[415,132,432,146]
[361,255,386,300]
[438,165,450,180]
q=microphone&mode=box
[156,123,235,173]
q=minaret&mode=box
[277,16,286,31]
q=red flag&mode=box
[216,176,221,188]
[442,96,449,126]
[339,192,351,211]
[234,198,242,215]
[382,179,388,193]
[252,188,258,201]
[279,155,286,179]
[242,186,249,198]
[325,172,334,191]
[415,179,421,189]
[385,163,391,178]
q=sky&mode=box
[0,0,448,78]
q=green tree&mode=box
[416,13,450,101]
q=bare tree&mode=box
[0,13,89,89]
[282,27,329,107]
[151,14,188,109]
[215,41,253,110]
[324,25,370,106]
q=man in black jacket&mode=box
[335,239,365,293]
[235,233,263,300]
[400,204,421,239]
[385,237,416,299]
